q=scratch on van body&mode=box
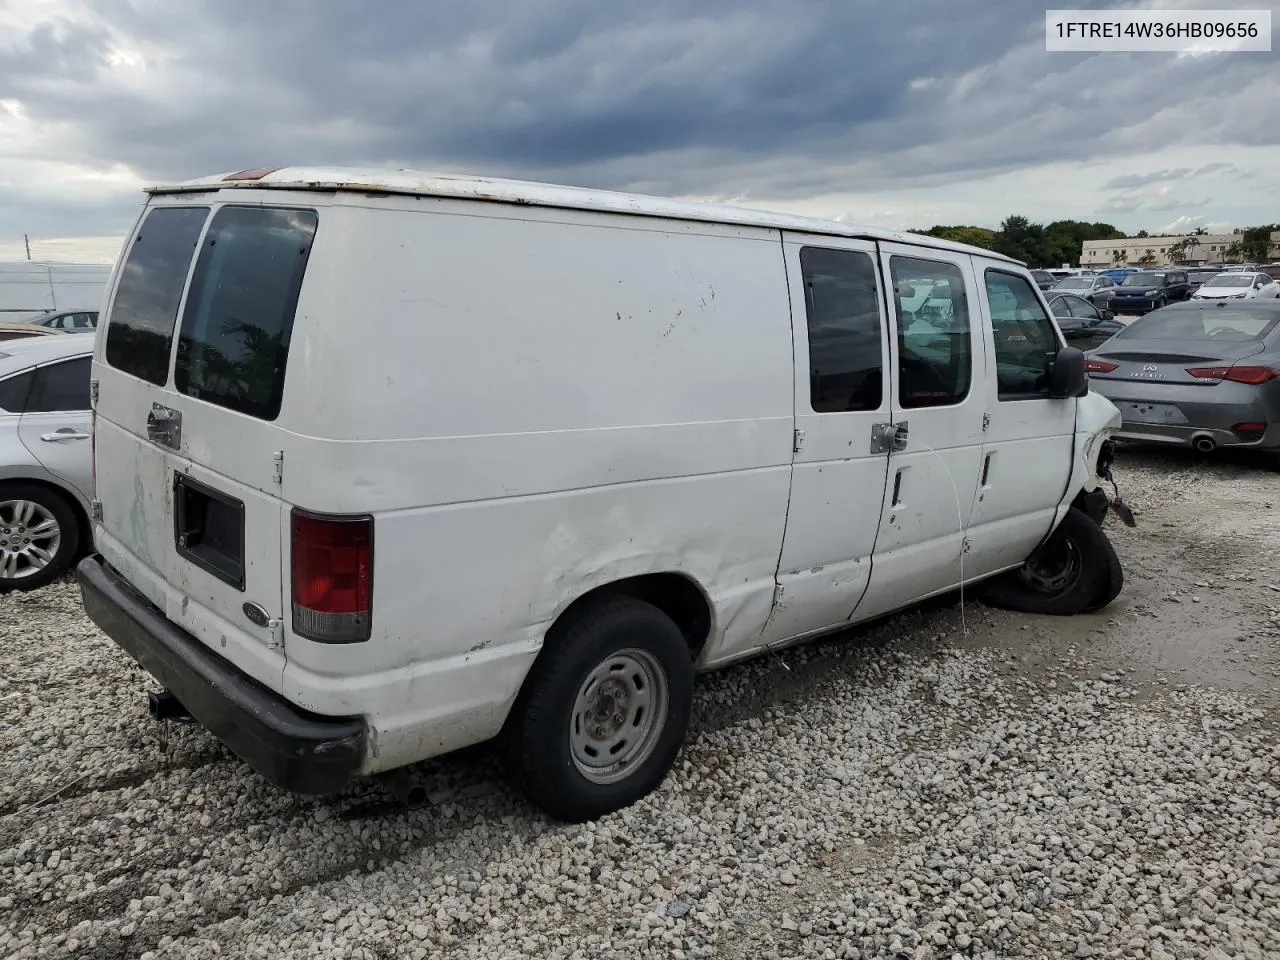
[660,309,683,339]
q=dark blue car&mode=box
[1111,270,1192,315]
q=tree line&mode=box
[909,217,1280,267]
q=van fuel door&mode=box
[870,421,909,454]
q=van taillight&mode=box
[290,510,372,643]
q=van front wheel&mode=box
[980,507,1122,615]
[504,596,694,822]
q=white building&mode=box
[1080,234,1240,268]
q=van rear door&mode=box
[93,200,319,694]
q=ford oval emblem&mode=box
[242,602,271,628]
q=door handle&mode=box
[40,430,91,442]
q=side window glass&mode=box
[985,270,1061,401]
[800,246,884,413]
[105,206,210,386]
[1072,297,1099,319]
[27,357,92,413]
[890,257,971,408]
[0,370,34,413]
[174,206,319,421]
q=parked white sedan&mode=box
[0,333,95,590]
[1190,272,1280,300]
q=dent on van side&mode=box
[75,166,1128,823]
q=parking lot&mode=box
[2,447,1278,960]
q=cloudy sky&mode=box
[1,0,1277,262]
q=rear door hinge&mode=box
[266,618,283,649]
[982,412,991,432]
[89,379,99,407]
[773,583,785,604]
[272,451,283,485]
[91,499,103,522]
[792,429,805,454]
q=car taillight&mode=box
[1085,359,1118,373]
[290,510,372,643]
[1185,366,1279,385]
[1232,422,1267,442]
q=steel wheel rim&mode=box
[0,499,61,580]
[570,648,669,785]
[1019,536,1082,594]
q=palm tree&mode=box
[1138,250,1157,266]
[1112,249,1127,266]
[1185,235,1201,263]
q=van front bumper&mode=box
[76,555,365,795]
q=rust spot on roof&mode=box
[223,167,283,181]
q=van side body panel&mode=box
[271,198,795,769]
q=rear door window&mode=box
[28,357,92,412]
[174,206,318,421]
[105,206,211,385]
[0,370,33,413]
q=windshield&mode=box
[1121,273,1161,286]
[1117,307,1280,341]
[1054,278,1091,289]
[1189,270,1221,281]
[1203,275,1252,288]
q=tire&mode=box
[502,596,695,822]
[979,507,1120,616]
[0,483,80,593]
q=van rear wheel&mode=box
[503,596,694,822]
[0,484,79,593]
[980,507,1121,616]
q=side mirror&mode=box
[1048,346,1088,398]
[1100,309,1115,321]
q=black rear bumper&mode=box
[77,555,364,795]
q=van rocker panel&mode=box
[77,555,364,794]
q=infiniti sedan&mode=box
[1085,301,1280,453]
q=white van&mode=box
[78,167,1126,821]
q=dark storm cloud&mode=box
[2,0,1279,240]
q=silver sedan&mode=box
[1085,301,1280,453]
[1049,274,1117,313]
[0,333,95,590]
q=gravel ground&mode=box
[2,447,1278,960]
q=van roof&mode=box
[148,166,1020,265]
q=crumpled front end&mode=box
[1077,391,1123,493]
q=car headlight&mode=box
[1144,289,1158,296]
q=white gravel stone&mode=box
[2,451,1279,959]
